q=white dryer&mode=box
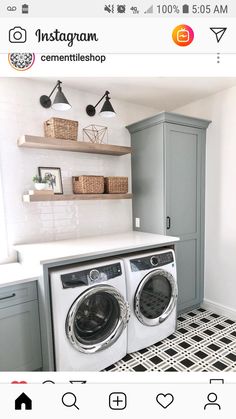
[123,249,178,354]
[49,258,130,371]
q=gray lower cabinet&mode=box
[127,112,211,313]
[0,282,42,371]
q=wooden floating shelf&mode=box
[18,135,131,156]
[23,193,133,202]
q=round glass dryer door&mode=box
[66,284,130,353]
[135,269,178,326]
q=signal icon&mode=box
[144,5,153,14]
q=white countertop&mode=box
[0,263,38,288]
[15,231,179,265]
[0,232,179,287]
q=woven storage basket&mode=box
[104,177,128,194]
[44,117,78,141]
[72,176,104,194]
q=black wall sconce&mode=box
[86,91,116,118]
[40,80,71,111]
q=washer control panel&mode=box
[61,263,122,288]
[130,251,174,272]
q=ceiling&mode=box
[36,77,236,111]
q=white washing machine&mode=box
[49,258,130,371]
[123,249,178,354]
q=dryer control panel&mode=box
[61,263,122,288]
[130,251,174,272]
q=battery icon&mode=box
[22,4,29,14]
[182,4,189,13]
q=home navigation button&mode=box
[15,392,32,410]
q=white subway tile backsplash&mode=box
[0,78,154,252]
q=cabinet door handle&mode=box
[166,216,171,230]
[0,293,16,301]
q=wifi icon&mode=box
[145,5,153,14]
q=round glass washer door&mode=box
[134,269,178,326]
[66,284,130,353]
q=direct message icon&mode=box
[156,393,174,409]
[210,27,227,43]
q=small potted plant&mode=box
[32,175,48,191]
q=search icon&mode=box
[62,392,79,410]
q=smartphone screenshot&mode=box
[0,0,235,417]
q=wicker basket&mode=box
[104,177,128,194]
[44,117,78,141]
[72,176,104,194]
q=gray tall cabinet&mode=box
[127,112,211,313]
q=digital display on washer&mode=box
[61,263,122,288]
[130,252,174,272]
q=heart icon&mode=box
[156,393,174,409]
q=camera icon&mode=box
[9,26,27,43]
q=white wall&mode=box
[0,78,156,262]
[175,86,236,313]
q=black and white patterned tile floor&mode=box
[105,308,236,372]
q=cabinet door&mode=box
[131,124,165,234]
[0,301,42,371]
[165,123,205,312]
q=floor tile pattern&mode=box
[105,308,236,372]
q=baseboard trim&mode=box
[178,303,201,315]
[202,299,236,320]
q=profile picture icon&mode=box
[9,26,27,43]
[8,53,35,71]
[172,24,194,47]
[204,392,221,410]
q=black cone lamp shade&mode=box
[52,86,71,111]
[100,96,116,118]
[86,91,116,118]
[40,80,71,111]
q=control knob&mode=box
[89,269,100,282]
[150,256,159,267]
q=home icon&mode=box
[15,393,32,410]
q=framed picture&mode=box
[38,167,63,194]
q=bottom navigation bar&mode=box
[0,383,234,418]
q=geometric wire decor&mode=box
[83,125,108,144]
